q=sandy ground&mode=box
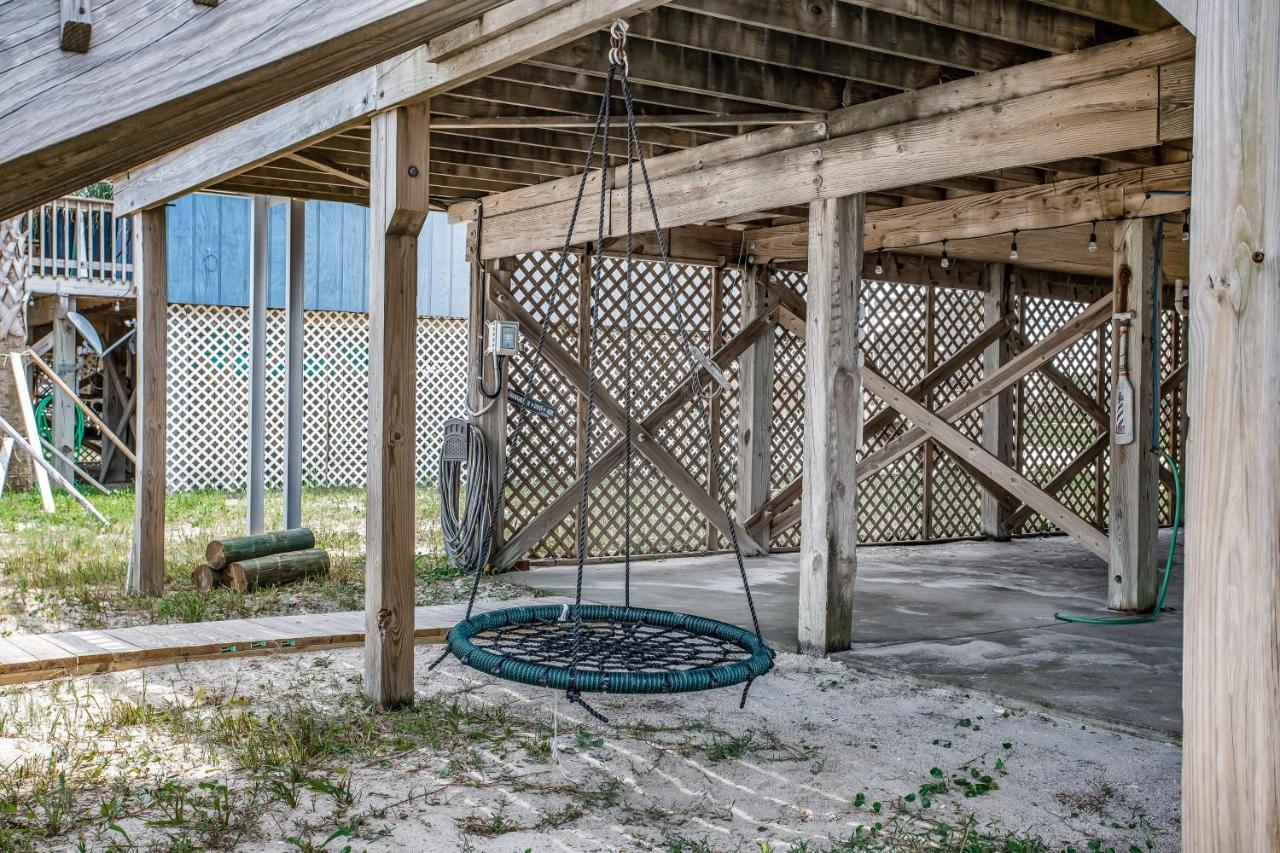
[5,644,1181,852]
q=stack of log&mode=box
[192,527,329,592]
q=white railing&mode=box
[26,196,133,283]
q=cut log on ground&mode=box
[191,564,218,593]
[206,528,315,569]
[224,549,330,592]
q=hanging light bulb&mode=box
[874,247,884,276]
[1181,214,1190,242]
[939,239,950,270]
[1009,230,1019,262]
[1088,220,1098,253]
[113,300,121,312]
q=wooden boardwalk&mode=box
[0,597,566,686]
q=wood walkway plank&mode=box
[0,597,571,686]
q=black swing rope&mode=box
[435,20,772,718]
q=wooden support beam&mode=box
[51,298,77,482]
[283,200,305,531]
[736,265,775,546]
[127,208,167,596]
[470,253,511,555]
[470,52,1194,258]
[981,264,1013,540]
[1108,217,1160,611]
[1183,0,1278,834]
[798,193,863,655]
[364,104,430,709]
[1006,431,1108,531]
[671,0,1041,75]
[837,0,1096,54]
[5,0,499,219]
[59,0,92,54]
[1028,0,1177,31]
[113,0,666,216]
[246,195,268,536]
[430,113,821,130]
[748,162,1191,262]
[26,348,136,466]
[863,367,1109,559]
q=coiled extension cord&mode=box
[438,418,495,572]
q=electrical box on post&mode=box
[486,320,520,357]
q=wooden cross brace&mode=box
[488,277,774,568]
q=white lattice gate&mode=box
[165,304,467,491]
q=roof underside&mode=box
[204,0,1190,280]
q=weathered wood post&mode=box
[283,199,306,530]
[364,103,429,708]
[0,218,32,495]
[736,263,775,548]
[798,193,864,654]
[246,194,269,535]
[51,296,77,482]
[980,262,1012,540]
[127,207,168,596]
[1108,217,1159,611]
[1183,0,1280,848]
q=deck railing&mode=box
[26,196,133,283]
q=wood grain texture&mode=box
[1183,0,1280,847]
[364,106,429,708]
[798,194,863,655]
[1,0,498,219]
[1107,218,1159,610]
[112,0,664,216]
[127,208,167,596]
[862,368,1109,559]
[736,265,775,544]
[981,264,1013,540]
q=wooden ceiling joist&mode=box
[841,0,1098,54]
[461,37,1194,258]
[1,0,506,218]
[113,0,668,216]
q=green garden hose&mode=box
[1054,452,1181,625]
[34,393,86,453]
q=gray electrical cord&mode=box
[438,419,495,571]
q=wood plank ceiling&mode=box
[206,0,1189,279]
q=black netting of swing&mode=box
[446,604,774,694]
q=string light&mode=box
[1181,213,1190,242]
[874,246,884,276]
[1008,230,1019,261]
[939,239,950,269]
[1088,220,1098,253]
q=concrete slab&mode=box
[503,533,1183,737]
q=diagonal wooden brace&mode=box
[862,367,1109,560]
[488,278,772,567]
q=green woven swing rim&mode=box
[446,604,775,695]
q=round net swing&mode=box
[435,20,774,717]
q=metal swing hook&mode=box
[608,18,629,74]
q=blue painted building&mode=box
[165,193,468,317]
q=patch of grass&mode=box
[0,485,522,633]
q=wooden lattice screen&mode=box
[500,253,1186,560]
[165,304,467,491]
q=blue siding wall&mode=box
[165,193,469,316]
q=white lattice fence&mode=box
[166,304,467,491]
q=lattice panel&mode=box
[769,269,807,549]
[502,252,581,559]
[1158,308,1186,523]
[1013,296,1107,535]
[165,304,467,491]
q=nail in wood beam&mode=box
[127,208,167,596]
[59,0,92,53]
[283,200,305,530]
[736,264,775,547]
[798,194,863,655]
[981,263,1013,540]
[364,104,429,709]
